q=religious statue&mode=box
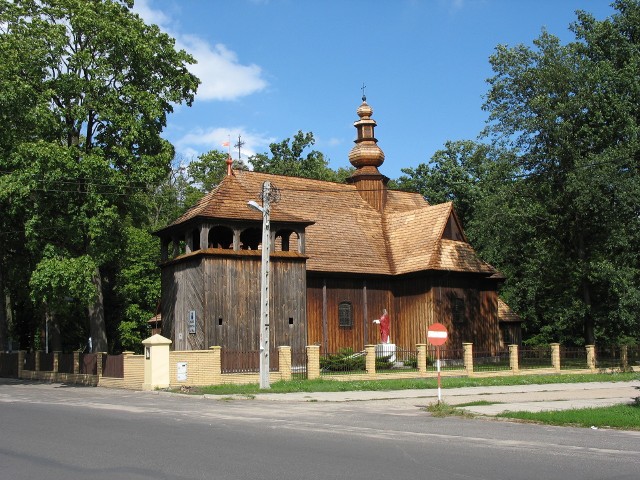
[373,309,390,344]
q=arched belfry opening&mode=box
[275,229,301,252]
[240,227,262,250]
[208,226,233,249]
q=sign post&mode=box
[427,323,448,403]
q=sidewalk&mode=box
[231,381,640,415]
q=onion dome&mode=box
[348,97,385,170]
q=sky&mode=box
[133,0,617,181]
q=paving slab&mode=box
[241,381,640,416]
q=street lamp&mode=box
[247,182,272,389]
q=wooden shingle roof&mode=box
[498,298,523,323]
[161,170,500,277]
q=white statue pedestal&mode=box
[375,343,396,363]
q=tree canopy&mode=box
[0,0,199,352]
[249,131,354,182]
[481,0,640,345]
[399,1,640,346]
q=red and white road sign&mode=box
[427,323,448,346]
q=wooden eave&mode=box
[159,247,308,267]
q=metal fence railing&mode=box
[291,350,307,380]
[560,347,587,370]
[320,350,366,375]
[627,345,640,370]
[426,347,465,372]
[389,349,419,373]
[220,350,279,374]
[595,345,623,369]
[519,347,553,370]
[473,350,511,373]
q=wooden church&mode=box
[155,98,509,354]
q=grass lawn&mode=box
[189,371,638,396]
[496,403,640,430]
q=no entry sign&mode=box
[427,323,448,346]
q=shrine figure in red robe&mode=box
[373,309,390,344]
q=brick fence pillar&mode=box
[96,352,105,378]
[73,351,80,374]
[509,344,519,374]
[416,344,427,374]
[53,351,60,373]
[209,346,222,385]
[306,345,320,380]
[550,343,561,372]
[621,345,628,371]
[463,343,473,375]
[278,346,292,381]
[17,351,25,378]
[365,345,376,375]
[35,351,41,372]
[586,345,596,371]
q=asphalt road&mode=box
[0,380,639,480]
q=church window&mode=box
[338,302,353,328]
[452,297,466,324]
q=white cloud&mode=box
[132,0,267,101]
[178,37,267,101]
[131,0,170,27]
[175,127,275,162]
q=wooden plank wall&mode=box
[308,273,500,353]
[160,257,205,350]
[269,258,307,353]
[431,274,500,353]
[204,255,307,352]
[307,276,393,354]
[393,276,433,349]
[204,256,260,351]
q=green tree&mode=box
[481,0,640,345]
[185,149,247,205]
[395,140,516,227]
[0,0,199,351]
[115,226,161,352]
[249,131,352,182]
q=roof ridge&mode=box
[236,169,357,189]
[426,202,454,269]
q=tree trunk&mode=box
[582,280,595,345]
[578,231,595,345]
[88,267,108,352]
[45,308,62,353]
[0,266,6,351]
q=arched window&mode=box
[274,229,301,252]
[208,226,233,249]
[240,227,261,250]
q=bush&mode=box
[403,355,418,369]
[320,348,365,372]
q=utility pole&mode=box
[247,181,274,389]
[258,181,271,389]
